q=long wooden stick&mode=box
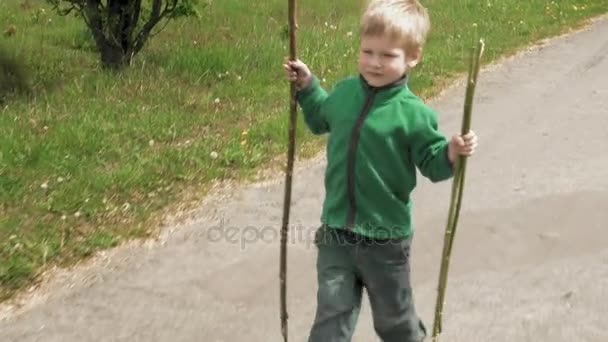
[431,34,485,341]
[280,0,298,341]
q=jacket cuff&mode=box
[296,75,321,101]
[438,143,455,180]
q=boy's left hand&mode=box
[448,130,478,164]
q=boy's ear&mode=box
[406,47,423,68]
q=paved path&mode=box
[2,16,608,342]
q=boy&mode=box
[283,0,478,341]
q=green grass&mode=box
[1,0,606,302]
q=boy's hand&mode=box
[284,59,313,91]
[448,130,478,164]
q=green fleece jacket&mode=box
[296,74,454,240]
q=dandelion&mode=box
[346,31,353,37]
[57,177,64,183]
[210,151,219,159]
[149,139,155,147]
[214,98,220,104]
[40,181,48,190]
[74,211,81,218]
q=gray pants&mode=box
[307,226,427,342]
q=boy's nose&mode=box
[370,57,381,68]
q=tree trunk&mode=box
[100,42,131,69]
[97,0,133,69]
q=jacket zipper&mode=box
[346,89,378,229]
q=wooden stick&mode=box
[280,0,297,341]
[431,32,485,341]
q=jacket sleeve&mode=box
[410,108,454,183]
[295,76,330,135]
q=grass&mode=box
[1,0,606,302]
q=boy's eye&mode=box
[362,50,372,54]
[383,53,398,58]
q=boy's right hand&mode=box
[284,59,313,91]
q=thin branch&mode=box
[431,35,485,342]
[281,1,298,341]
[131,0,178,55]
[82,0,107,51]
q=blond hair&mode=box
[361,0,430,56]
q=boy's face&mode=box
[358,34,410,87]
